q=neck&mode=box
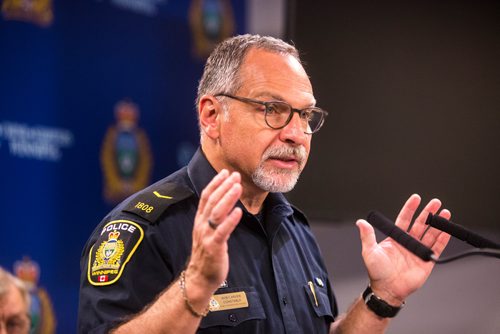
[239,186,268,214]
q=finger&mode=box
[209,182,242,225]
[201,172,241,223]
[408,198,442,240]
[213,207,243,244]
[198,169,230,215]
[356,219,377,255]
[420,208,451,246]
[394,194,421,231]
[439,208,451,220]
[431,229,452,258]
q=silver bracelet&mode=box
[179,270,210,317]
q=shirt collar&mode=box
[187,147,294,219]
[187,147,218,198]
[266,192,294,218]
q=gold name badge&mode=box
[209,291,249,312]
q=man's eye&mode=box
[266,103,288,115]
[300,110,314,121]
[265,104,278,114]
[7,320,27,330]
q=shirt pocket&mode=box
[199,286,266,329]
[303,283,334,320]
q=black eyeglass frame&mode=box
[214,93,328,134]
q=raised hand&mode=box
[356,194,451,305]
[186,169,243,294]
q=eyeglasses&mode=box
[215,94,328,134]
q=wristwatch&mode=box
[362,285,405,318]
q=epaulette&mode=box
[122,182,194,224]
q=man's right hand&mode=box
[184,169,243,308]
[112,170,243,333]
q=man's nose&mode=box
[279,112,308,144]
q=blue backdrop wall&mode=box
[0,0,246,332]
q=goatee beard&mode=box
[251,145,307,193]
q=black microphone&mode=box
[425,214,500,250]
[367,211,435,262]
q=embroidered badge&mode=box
[88,220,144,286]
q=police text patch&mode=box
[87,220,144,286]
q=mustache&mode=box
[262,145,307,165]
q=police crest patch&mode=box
[88,220,144,286]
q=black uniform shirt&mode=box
[78,148,338,333]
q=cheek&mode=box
[230,132,272,169]
[297,138,311,167]
[302,133,310,144]
[236,133,267,160]
[224,116,266,149]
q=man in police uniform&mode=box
[78,34,451,333]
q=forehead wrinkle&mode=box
[252,91,317,108]
[238,50,316,108]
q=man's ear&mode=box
[198,95,221,139]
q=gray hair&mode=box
[0,266,30,309]
[195,34,302,108]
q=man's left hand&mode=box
[356,194,451,305]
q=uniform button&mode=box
[228,313,238,322]
[282,296,288,305]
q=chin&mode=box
[252,169,300,193]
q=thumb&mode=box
[356,219,377,253]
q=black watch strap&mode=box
[362,285,404,318]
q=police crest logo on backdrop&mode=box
[189,0,235,59]
[101,99,153,204]
[14,257,56,334]
[1,0,53,27]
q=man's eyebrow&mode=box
[254,92,316,107]
[253,92,284,101]
[8,313,29,320]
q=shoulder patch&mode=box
[122,182,194,224]
[87,220,144,286]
